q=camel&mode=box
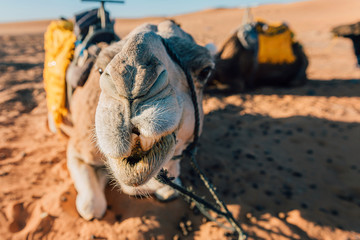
[209,21,308,92]
[331,22,360,67]
[66,20,215,220]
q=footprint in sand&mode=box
[8,202,29,233]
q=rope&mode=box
[158,37,247,240]
[160,38,200,153]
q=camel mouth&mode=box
[116,133,176,187]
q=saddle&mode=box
[43,8,119,132]
[237,19,296,65]
[66,8,119,90]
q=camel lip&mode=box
[124,154,144,167]
[116,132,176,187]
[122,146,149,167]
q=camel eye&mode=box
[98,68,104,75]
[198,66,213,82]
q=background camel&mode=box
[331,21,360,67]
[67,20,214,220]
[210,22,308,92]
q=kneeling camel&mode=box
[66,20,215,220]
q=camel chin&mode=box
[106,133,177,188]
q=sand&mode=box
[1,0,360,239]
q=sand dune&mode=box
[1,0,360,239]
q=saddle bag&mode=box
[43,19,76,128]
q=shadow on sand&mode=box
[81,79,360,239]
[206,78,360,97]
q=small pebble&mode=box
[255,205,265,211]
[319,208,327,213]
[301,203,308,209]
[186,220,193,231]
[238,189,246,195]
[292,171,303,178]
[264,150,271,155]
[278,212,286,219]
[115,214,122,221]
[306,89,316,96]
[264,190,273,196]
[179,222,188,236]
[0,172,9,177]
[330,209,339,216]
[245,153,256,160]
[282,190,293,199]
[90,235,106,240]
[274,129,282,134]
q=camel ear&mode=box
[163,36,215,87]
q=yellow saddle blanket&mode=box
[256,21,296,64]
[43,20,76,127]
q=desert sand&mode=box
[1,0,360,239]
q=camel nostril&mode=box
[132,127,140,136]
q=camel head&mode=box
[95,21,214,192]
